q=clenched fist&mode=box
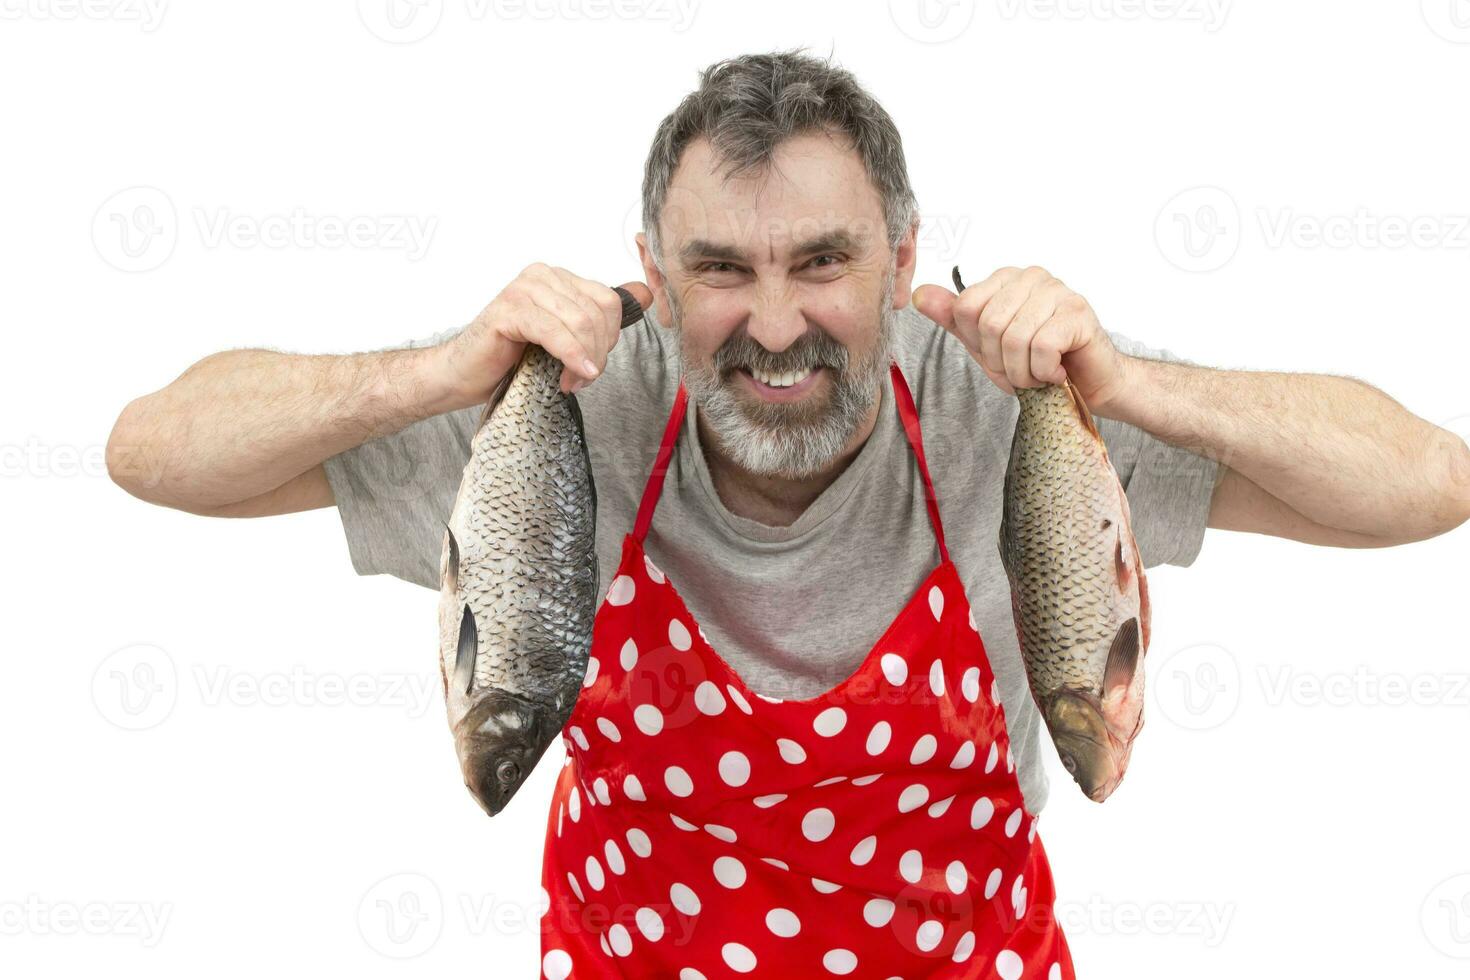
[912,265,1130,414]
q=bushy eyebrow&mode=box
[677,229,861,266]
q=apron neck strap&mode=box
[632,359,952,566]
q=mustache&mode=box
[713,328,850,377]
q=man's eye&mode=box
[808,254,842,269]
[698,262,738,273]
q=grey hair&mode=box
[640,48,918,271]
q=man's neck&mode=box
[694,397,883,528]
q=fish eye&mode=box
[496,760,521,786]
[1100,519,1112,530]
[1061,755,1077,774]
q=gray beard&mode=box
[673,267,897,480]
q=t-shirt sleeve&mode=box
[320,324,480,591]
[1094,329,1222,569]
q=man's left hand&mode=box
[912,265,1130,413]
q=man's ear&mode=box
[635,232,672,326]
[892,218,919,310]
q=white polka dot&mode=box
[811,878,841,893]
[722,943,756,973]
[634,704,664,736]
[865,721,892,755]
[916,918,944,952]
[605,839,626,874]
[898,783,930,813]
[969,607,978,631]
[929,659,945,696]
[909,734,937,765]
[1011,873,1026,907]
[593,778,612,806]
[985,742,1000,773]
[596,717,621,742]
[582,657,599,687]
[1049,963,1062,980]
[566,871,584,901]
[946,859,967,893]
[668,618,692,650]
[694,681,726,715]
[567,786,582,822]
[626,827,652,857]
[636,906,664,941]
[823,948,858,974]
[928,585,944,621]
[556,803,563,836]
[899,848,923,883]
[952,930,976,963]
[671,811,697,830]
[713,856,747,888]
[753,793,787,808]
[766,908,801,937]
[620,638,639,671]
[537,886,550,917]
[1007,745,1015,772]
[971,797,995,830]
[718,751,751,787]
[863,897,895,927]
[802,807,836,842]
[670,882,700,915]
[813,706,847,736]
[814,775,847,787]
[992,678,1002,705]
[1030,817,1039,843]
[607,922,632,956]
[949,741,976,768]
[762,857,789,870]
[1005,808,1024,837]
[851,773,882,786]
[643,553,665,583]
[880,653,908,685]
[664,766,694,797]
[584,855,605,890]
[569,726,589,751]
[927,794,955,818]
[984,868,1003,899]
[727,685,753,714]
[599,933,611,956]
[680,971,707,980]
[542,949,572,980]
[704,823,737,843]
[961,667,981,702]
[849,835,877,865]
[607,575,635,605]
[777,738,807,764]
[996,949,1024,980]
[623,773,646,801]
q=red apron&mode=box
[538,358,1076,979]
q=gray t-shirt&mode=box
[323,301,1219,815]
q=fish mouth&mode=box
[453,689,563,817]
[1045,690,1143,803]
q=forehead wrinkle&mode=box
[676,228,865,267]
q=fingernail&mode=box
[582,358,599,377]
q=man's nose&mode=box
[746,282,806,353]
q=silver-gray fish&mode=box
[437,285,646,817]
[954,266,1153,803]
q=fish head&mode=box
[1045,689,1141,804]
[453,690,560,817]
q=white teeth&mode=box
[752,366,813,388]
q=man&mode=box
[108,49,1469,975]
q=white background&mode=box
[4,1,1469,977]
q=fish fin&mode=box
[952,265,967,292]
[1101,616,1141,696]
[1134,534,1152,652]
[442,522,460,594]
[475,346,532,430]
[1064,379,1102,443]
[453,603,478,696]
[1113,525,1133,595]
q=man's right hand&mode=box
[439,264,653,401]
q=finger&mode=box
[951,267,1018,354]
[975,276,1038,380]
[910,283,958,332]
[980,360,1016,397]
[539,268,614,371]
[1002,284,1065,388]
[509,301,597,393]
[521,290,604,386]
[1030,313,1079,386]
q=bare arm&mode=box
[1105,357,1470,547]
[106,266,650,517]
